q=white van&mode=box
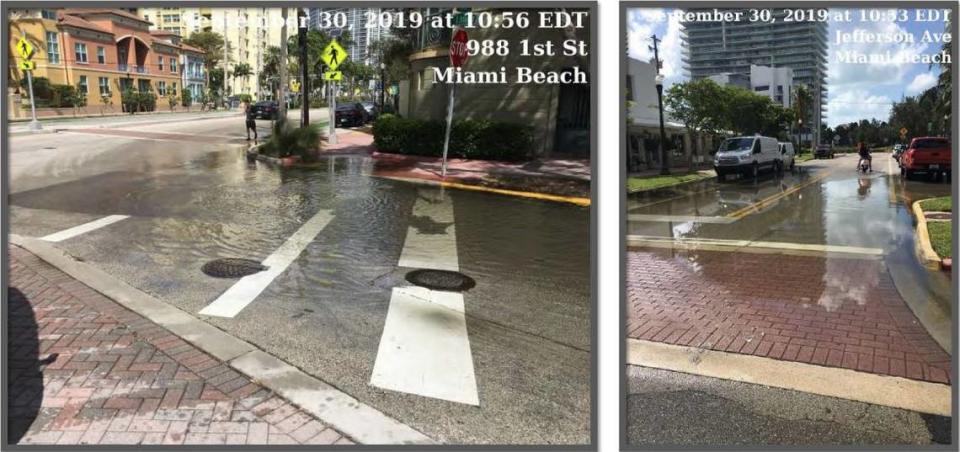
[778,142,796,172]
[713,136,780,181]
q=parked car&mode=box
[814,143,834,159]
[900,137,951,181]
[892,143,906,163]
[335,103,370,127]
[360,101,379,120]
[249,101,279,120]
[713,135,780,181]
[778,142,796,172]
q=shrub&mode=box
[372,115,534,161]
[140,91,156,111]
[239,93,253,104]
[181,89,193,107]
[259,116,322,162]
[19,76,52,100]
[49,84,76,108]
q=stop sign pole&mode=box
[441,28,469,178]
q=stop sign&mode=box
[449,29,469,68]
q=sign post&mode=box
[321,39,347,145]
[441,28,469,178]
[17,34,41,131]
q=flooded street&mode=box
[8,117,591,444]
[626,153,952,446]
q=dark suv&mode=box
[335,103,370,127]
[249,101,279,120]
[814,144,834,159]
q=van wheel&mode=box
[789,160,796,172]
[751,162,759,179]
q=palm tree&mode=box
[792,84,812,148]
[233,63,253,94]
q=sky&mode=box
[626,8,950,127]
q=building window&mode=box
[158,81,167,96]
[171,83,177,95]
[158,56,164,72]
[97,46,105,64]
[754,85,769,92]
[144,15,150,22]
[78,76,88,95]
[99,77,111,96]
[41,10,57,20]
[626,75,634,101]
[170,58,177,73]
[74,43,87,63]
[46,32,60,64]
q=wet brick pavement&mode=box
[626,248,951,385]
[7,245,354,445]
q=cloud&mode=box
[827,15,931,89]
[626,8,684,88]
[905,72,937,95]
[826,88,893,127]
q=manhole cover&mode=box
[202,258,267,278]
[405,269,476,292]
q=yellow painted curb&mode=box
[912,201,944,270]
[372,175,590,206]
[439,181,590,206]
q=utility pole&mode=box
[223,13,229,106]
[279,8,289,119]
[298,8,309,126]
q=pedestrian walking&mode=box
[244,101,258,141]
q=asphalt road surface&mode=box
[8,111,591,445]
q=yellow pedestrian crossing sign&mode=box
[323,71,343,82]
[17,37,34,60]
[320,39,347,71]
[19,60,35,71]
[290,79,300,93]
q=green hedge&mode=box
[372,114,534,161]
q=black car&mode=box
[249,101,279,120]
[335,103,369,127]
[814,144,835,159]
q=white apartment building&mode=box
[137,7,295,96]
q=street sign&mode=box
[323,71,343,81]
[19,60,35,71]
[290,79,300,93]
[17,37,34,60]
[899,127,908,137]
[449,29,469,68]
[320,39,347,71]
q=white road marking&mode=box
[627,338,951,416]
[198,209,334,318]
[371,286,479,406]
[628,214,736,224]
[371,188,479,405]
[40,215,130,242]
[397,190,459,271]
[627,234,884,256]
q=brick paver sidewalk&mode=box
[8,245,353,446]
[626,248,951,385]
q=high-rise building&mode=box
[681,9,827,139]
[137,7,294,97]
[307,8,392,65]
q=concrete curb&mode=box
[911,201,945,270]
[9,234,435,445]
[9,112,241,137]
[627,338,952,417]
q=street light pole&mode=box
[379,62,386,113]
[298,8,309,127]
[655,75,669,176]
[650,35,669,176]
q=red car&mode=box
[900,137,951,181]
